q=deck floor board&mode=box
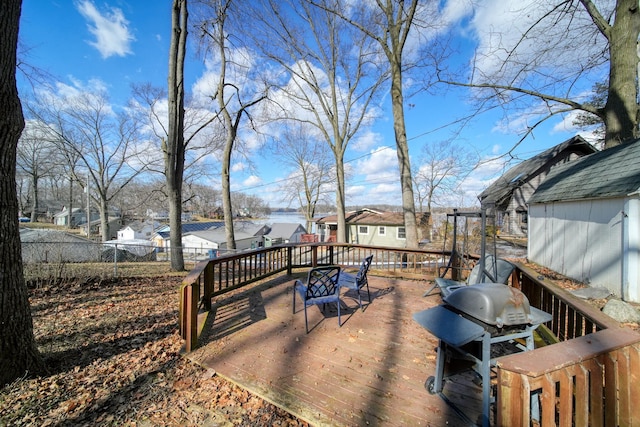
[187,271,488,426]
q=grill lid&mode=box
[443,282,532,328]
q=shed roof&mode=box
[479,135,597,207]
[529,138,640,204]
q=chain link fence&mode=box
[21,240,233,284]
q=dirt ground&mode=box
[0,277,308,426]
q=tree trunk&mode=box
[222,135,236,250]
[99,197,109,241]
[390,60,418,249]
[603,0,640,148]
[29,174,38,222]
[0,0,46,386]
[335,155,347,243]
[166,0,188,271]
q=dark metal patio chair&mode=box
[338,255,373,310]
[293,266,342,333]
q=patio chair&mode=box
[426,255,515,298]
[293,266,342,333]
[338,255,373,310]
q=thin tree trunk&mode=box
[222,135,236,250]
[335,155,347,242]
[0,0,46,386]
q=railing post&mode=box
[287,246,293,274]
[311,245,318,267]
[203,261,213,311]
[184,282,199,352]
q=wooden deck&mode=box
[186,271,487,426]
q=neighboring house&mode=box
[528,139,640,303]
[182,228,262,256]
[152,221,224,249]
[478,136,597,236]
[53,207,99,227]
[316,208,428,247]
[117,221,160,240]
[259,223,307,245]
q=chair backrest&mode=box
[494,259,515,284]
[306,266,341,298]
[468,255,514,285]
[355,255,374,282]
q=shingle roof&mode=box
[267,223,306,239]
[479,135,597,207]
[316,209,405,226]
[529,139,640,204]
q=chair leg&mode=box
[292,285,296,314]
[337,299,341,326]
[304,305,309,333]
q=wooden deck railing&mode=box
[498,262,640,426]
[179,243,447,351]
[179,245,640,425]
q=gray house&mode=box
[528,139,640,303]
[479,136,597,236]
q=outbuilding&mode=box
[528,139,640,302]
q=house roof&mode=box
[264,223,306,239]
[316,209,405,226]
[19,228,92,243]
[529,138,640,204]
[185,229,257,243]
[478,135,597,207]
[155,221,224,234]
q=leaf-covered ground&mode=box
[0,277,308,426]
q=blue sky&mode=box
[18,1,604,209]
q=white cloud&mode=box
[350,130,383,152]
[77,0,134,59]
[231,162,247,173]
[242,175,262,188]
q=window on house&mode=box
[397,227,406,239]
[358,225,369,235]
[378,226,386,236]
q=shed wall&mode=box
[528,198,627,298]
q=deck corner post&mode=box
[287,246,293,274]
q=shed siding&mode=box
[529,199,625,298]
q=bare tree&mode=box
[0,0,46,386]
[272,123,335,232]
[440,0,639,149]
[253,0,386,243]
[197,0,267,250]
[312,0,423,248]
[166,0,189,270]
[16,123,62,221]
[413,139,476,239]
[25,87,146,241]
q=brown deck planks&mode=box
[187,271,486,426]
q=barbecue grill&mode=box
[413,283,552,427]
